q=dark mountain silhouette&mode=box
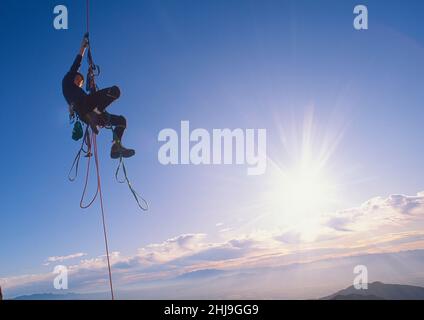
[330,294,384,300]
[12,292,110,300]
[322,282,424,300]
[13,293,83,300]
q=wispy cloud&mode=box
[43,253,87,266]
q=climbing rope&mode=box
[92,132,115,301]
[69,125,114,299]
[115,156,149,211]
[70,127,149,212]
[86,0,90,34]
[85,40,115,303]
[79,130,97,209]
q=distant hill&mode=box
[330,294,384,300]
[13,293,83,300]
[12,292,110,300]
[322,282,424,300]
[11,282,424,300]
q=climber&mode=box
[62,34,135,159]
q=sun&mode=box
[262,109,344,231]
[264,159,337,232]
[279,162,335,217]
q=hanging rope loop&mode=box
[68,126,92,181]
[115,156,149,211]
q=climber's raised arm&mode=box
[70,35,89,73]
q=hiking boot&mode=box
[85,111,100,135]
[111,142,135,159]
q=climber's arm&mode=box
[70,36,89,73]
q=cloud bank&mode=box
[2,191,424,299]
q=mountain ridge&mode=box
[321,282,424,300]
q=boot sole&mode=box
[111,150,135,159]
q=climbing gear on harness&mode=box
[85,32,100,94]
[69,104,76,120]
[69,106,83,141]
[84,110,100,135]
[72,120,84,141]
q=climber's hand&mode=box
[79,36,89,56]
[81,35,89,49]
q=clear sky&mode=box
[1,0,424,298]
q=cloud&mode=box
[228,238,256,249]
[3,191,424,299]
[378,193,424,215]
[274,231,303,244]
[324,192,424,233]
[182,247,245,262]
[136,233,207,264]
[1,234,267,297]
[325,216,354,232]
[43,253,87,266]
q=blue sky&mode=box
[1,0,424,298]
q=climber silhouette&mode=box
[62,34,135,159]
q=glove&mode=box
[81,34,89,48]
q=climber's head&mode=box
[74,73,84,88]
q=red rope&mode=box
[77,131,115,300]
[80,134,98,209]
[86,0,90,33]
[93,134,115,300]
